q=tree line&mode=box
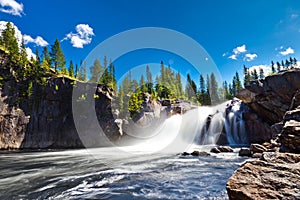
[1,21,299,117]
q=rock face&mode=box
[237,69,300,125]
[20,79,123,149]
[227,152,300,199]
[0,90,29,149]
[280,105,300,153]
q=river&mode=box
[0,146,246,199]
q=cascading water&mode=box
[120,98,248,154]
[197,98,249,146]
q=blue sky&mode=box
[1,0,300,83]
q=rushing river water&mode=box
[0,146,246,200]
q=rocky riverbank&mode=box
[227,69,300,199]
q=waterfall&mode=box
[119,99,248,154]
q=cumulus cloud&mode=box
[280,47,294,56]
[228,54,237,60]
[244,53,258,61]
[23,35,48,47]
[248,65,272,76]
[63,24,94,48]
[228,44,248,60]
[233,44,247,54]
[0,0,24,16]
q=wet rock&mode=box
[181,152,190,156]
[191,151,210,156]
[250,143,267,154]
[210,146,233,153]
[238,147,252,157]
[227,152,300,200]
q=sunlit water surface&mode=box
[0,146,246,200]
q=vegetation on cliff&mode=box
[1,21,299,118]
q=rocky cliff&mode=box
[0,77,125,149]
[227,69,300,199]
[238,69,300,143]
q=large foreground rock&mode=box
[226,152,300,199]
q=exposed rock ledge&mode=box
[227,152,300,199]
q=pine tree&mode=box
[77,61,87,81]
[140,74,147,93]
[259,68,265,79]
[285,59,290,69]
[146,65,153,94]
[20,39,28,66]
[281,60,285,68]
[252,69,258,80]
[108,59,116,90]
[232,77,236,96]
[42,46,51,67]
[243,65,251,86]
[89,59,103,83]
[276,61,281,72]
[175,71,183,98]
[210,72,219,104]
[75,64,78,78]
[160,61,165,84]
[1,22,19,58]
[235,71,242,90]
[50,39,66,73]
[35,47,41,66]
[271,61,276,73]
[69,60,75,78]
[146,65,152,83]
[293,57,297,66]
[203,75,212,105]
[198,74,205,104]
[186,73,197,101]
[290,57,293,65]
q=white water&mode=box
[117,100,248,155]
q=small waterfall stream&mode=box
[197,98,248,146]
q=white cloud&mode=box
[0,0,24,16]
[280,47,294,56]
[63,24,94,48]
[244,53,257,61]
[233,44,247,54]
[249,65,272,76]
[228,54,237,60]
[228,44,248,60]
[25,47,36,60]
[23,34,48,47]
